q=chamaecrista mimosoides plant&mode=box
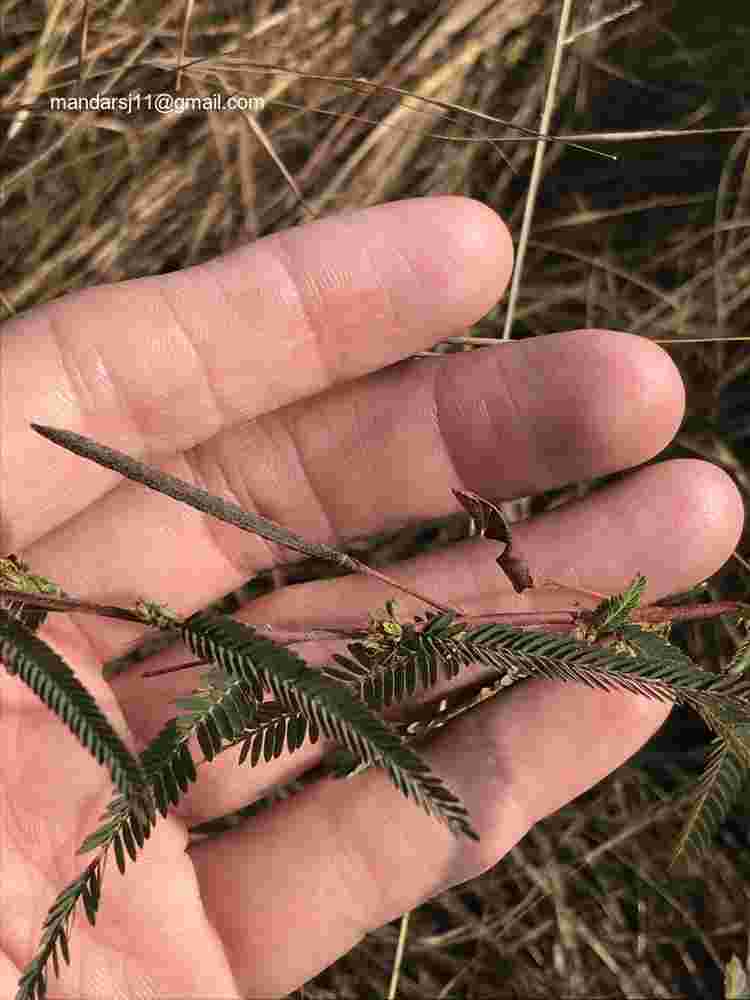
[2,423,750,1000]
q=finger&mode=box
[119,457,743,827]
[20,329,684,665]
[3,196,511,553]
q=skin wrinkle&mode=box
[430,348,535,533]
[210,412,340,572]
[327,381,407,530]
[313,786,386,953]
[293,777,432,956]
[486,345,529,478]
[342,369,435,535]
[178,443,282,577]
[376,236,418,351]
[44,307,104,419]
[268,227,339,391]
[432,353,494,491]
[102,287,192,449]
[430,347,460,485]
[429,358,497,604]
[155,278,227,438]
[181,246,296,426]
[277,409,345,551]
[443,709,532,866]
[113,285,183,441]
[270,373,385,542]
[439,347,533,499]
[343,211,412,358]
[469,697,547,838]
[47,280,221,461]
[236,413,324,540]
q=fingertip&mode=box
[553,329,687,470]
[668,457,745,563]
[432,195,514,291]
[380,196,514,330]
[609,330,687,450]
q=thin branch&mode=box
[565,2,643,44]
[0,588,154,625]
[237,109,318,219]
[136,601,750,680]
[30,424,461,615]
[4,583,747,642]
[502,0,575,340]
[175,0,195,92]
[145,55,617,159]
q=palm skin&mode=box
[0,197,743,997]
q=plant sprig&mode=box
[5,424,750,1000]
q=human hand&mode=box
[1,197,743,997]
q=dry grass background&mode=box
[2,1,750,996]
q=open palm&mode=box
[1,197,743,998]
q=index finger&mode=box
[1,197,512,553]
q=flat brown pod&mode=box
[452,488,534,594]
